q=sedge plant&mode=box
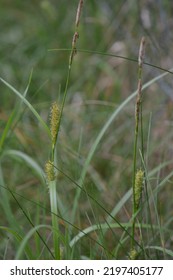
[2,1,173,260]
[44,0,84,260]
[130,37,146,259]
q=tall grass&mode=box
[1,0,173,260]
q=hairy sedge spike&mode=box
[129,248,138,260]
[45,160,55,182]
[134,169,144,209]
[50,102,60,146]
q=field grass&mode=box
[1,0,173,260]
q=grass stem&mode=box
[49,180,60,259]
[131,37,145,253]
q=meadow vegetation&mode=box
[0,0,173,259]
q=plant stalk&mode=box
[131,37,145,251]
[49,180,60,259]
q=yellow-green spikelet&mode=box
[134,169,144,209]
[129,248,138,260]
[45,160,55,182]
[50,102,60,146]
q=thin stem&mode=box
[131,108,140,249]
[54,2,82,149]
[47,0,84,257]
[131,37,145,252]
[49,180,60,259]
[48,48,173,76]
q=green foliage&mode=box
[1,0,173,260]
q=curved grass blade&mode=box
[15,224,52,260]
[0,77,51,138]
[0,110,16,152]
[2,150,44,183]
[0,226,33,259]
[70,222,171,247]
[0,165,22,234]
[145,246,173,258]
[0,70,32,151]
[48,48,173,75]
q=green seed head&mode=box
[129,248,138,260]
[50,102,60,146]
[45,160,55,182]
[135,169,144,209]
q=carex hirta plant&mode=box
[45,102,60,260]
[2,0,173,260]
[130,37,146,259]
[45,0,84,260]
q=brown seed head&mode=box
[138,37,146,67]
[75,0,84,28]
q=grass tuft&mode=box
[1,0,173,260]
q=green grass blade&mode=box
[2,150,44,183]
[106,189,132,224]
[0,110,16,152]
[0,166,22,233]
[0,226,33,259]
[15,225,52,260]
[0,77,51,137]
[49,48,173,75]
[145,246,173,258]
[70,222,171,248]
[7,186,55,259]
[0,71,32,151]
